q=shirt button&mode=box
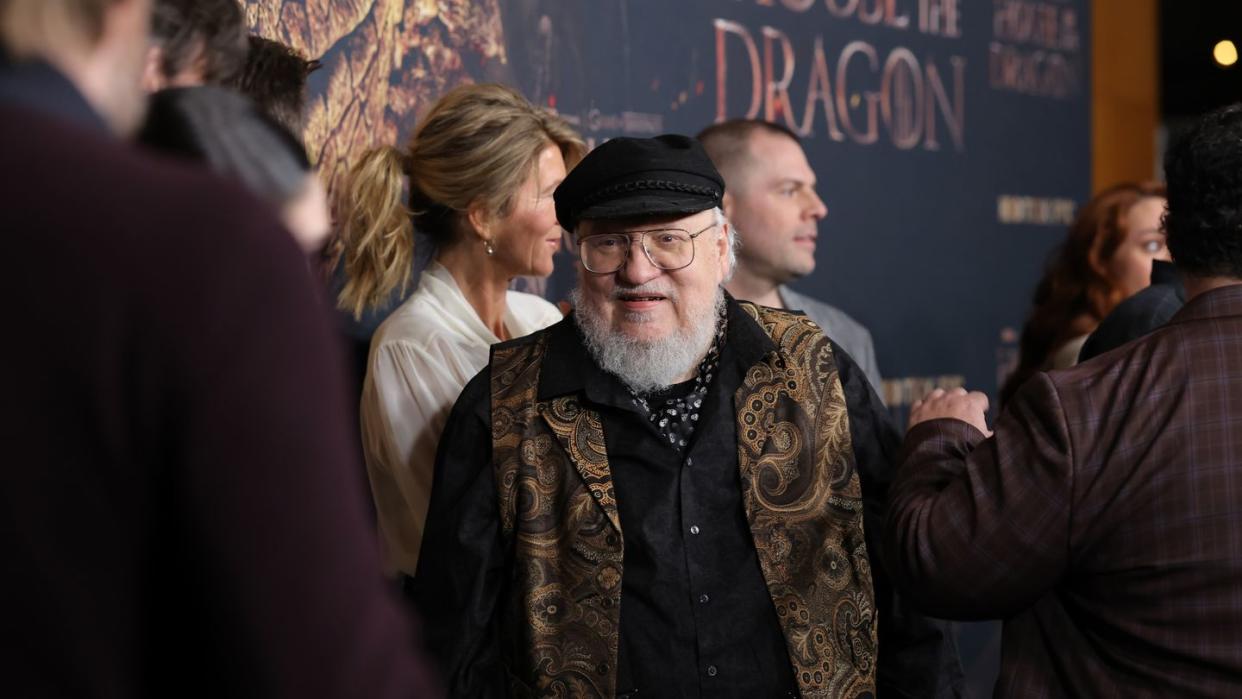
[699,593,710,604]
[707,665,718,677]
[605,534,618,546]
[689,525,700,535]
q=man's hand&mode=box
[909,387,992,437]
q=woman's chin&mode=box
[529,259,556,279]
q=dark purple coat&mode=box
[887,284,1242,697]
[0,63,439,698]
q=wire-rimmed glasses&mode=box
[575,222,717,274]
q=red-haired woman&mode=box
[1001,182,1168,405]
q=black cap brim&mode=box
[576,192,720,226]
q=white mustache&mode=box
[611,282,678,301]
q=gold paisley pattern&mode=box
[539,397,621,535]
[491,336,623,699]
[489,303,874,698]
[491,339,545,533]
[736,302,877,699]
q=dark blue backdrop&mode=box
[277,2,1091,693]
[499,4,1090,692]
[499,0,1091,417]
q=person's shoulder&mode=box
[131,153,289,256]
[2,105,298,295]
[493,312,567,355]
[505,289,563,325]
[1049,334,1090,370]
[504,289,557,310]
[737,298,805,325]
[452,361,494,425]
[814,300,872,340]
[369,284,450,346]
[1078,283,1187,362]
[1053,317,1192,412]
[1107,283,1183,326]
[4,104,273,234]
[781,287,874,348]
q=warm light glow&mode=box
[1214,40,1238,67]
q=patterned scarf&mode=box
[629,308,728,452]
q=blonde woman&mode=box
[337,84,585,575]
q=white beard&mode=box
[571,283,724,395]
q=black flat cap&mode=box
[554,134,725,232]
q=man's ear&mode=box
[715,221,732,279]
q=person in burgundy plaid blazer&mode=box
[884,103,1242,697]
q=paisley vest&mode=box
[489,301,876,698]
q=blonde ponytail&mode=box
[336,146,413,319]
[336,84,585,318]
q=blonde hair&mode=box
[336,83,585,319]
[0,0,116,57]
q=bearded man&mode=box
[411,135,960,698]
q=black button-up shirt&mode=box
[540,305,797,697]
[412,297,965,698]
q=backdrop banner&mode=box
[246,0,1088,411]
[246,1,1089,690]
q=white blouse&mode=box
[360,262,563,575]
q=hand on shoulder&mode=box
[909,387,992,436]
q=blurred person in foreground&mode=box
[142,0,247,91]
[0,0,437,696]
[1000,182,1168,404]
[335,83,584,576]
[139,85,331,254]
[885,104,1242,696]
[227,34,321,137]
[412,135,957,698]
[698,119,883,392]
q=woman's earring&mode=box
[484,239,495,256]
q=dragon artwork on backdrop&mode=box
[241,0,512,193]
[243,0,578,299]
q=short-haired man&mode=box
[886,103,1242,696]
[228,35,321,136]
[698,119,882,392]
[412,135,961,697]
[1,0,434,695]
[142,0,247,91]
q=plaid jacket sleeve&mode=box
[883,373,1075,620]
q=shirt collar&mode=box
[0,54,110,133]
[537,292,777,404]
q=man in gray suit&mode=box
[698,119,882,392]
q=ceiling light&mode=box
[1214,40,1238,67]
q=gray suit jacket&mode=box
[780,285,882,392]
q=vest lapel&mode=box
[538,396,623,535]
[732,301,876,699]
